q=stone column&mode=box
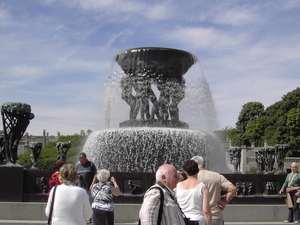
[241,147,247,174]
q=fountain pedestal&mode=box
[0,167,24,202]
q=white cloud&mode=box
[162,26,247,52]
[1,0,299,136]
[146,3,174,20]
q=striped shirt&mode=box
[139,184,185,225]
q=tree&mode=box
[244,116,269,146]
[18,134,88,170]
[286,107,300,154]
[222,127,241,146]
[236,102,265,146]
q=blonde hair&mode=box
[59,164,78,184]
[97,169,110,182]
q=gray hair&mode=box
[96,169,110,182]
[191,156,206,168]
[156,165,171,181]
[77,152,87,158]
[291,162,299,168]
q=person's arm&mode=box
[45,187,54,217]
[89,175,98,190]
[110,177,121,196]
[202,184,212,225]
[279,174,289,194]
[82,189,93,220]
[218,184,237,210]
[139,188,161,225]
[89,163,98,190]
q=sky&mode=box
[0,0,300,136]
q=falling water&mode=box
[84,47,229,173]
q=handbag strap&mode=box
[138,186,164,225]
[92,183,106,201]
[48,185,57,225]
[149,186,164,225]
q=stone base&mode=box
[0,202,287,223]
[119,119,189,129]
[0,167,24,202]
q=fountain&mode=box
[0,48,289,222]
[83,47,229,173]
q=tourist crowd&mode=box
[46,153,300,224]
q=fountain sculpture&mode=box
[0,102,34,165]
[83,47,229,174]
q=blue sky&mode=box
[1,0,300,136]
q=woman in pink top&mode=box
[176,160,212,225]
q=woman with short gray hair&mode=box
[91,169,121,225]
[279,162,300,223]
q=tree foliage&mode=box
[18,134,88,170]
[236,102,265,146]
[225,87,300,155]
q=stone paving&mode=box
[0,221,292,225]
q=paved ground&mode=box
[0,221,292,225]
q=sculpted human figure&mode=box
[8,113,34,163]
[265,147,275,173]
[276,144,289,173]
[255,149,265,173]
[229,147,241,172]
[169,79,185,122]
[241,182,247,196]
[131,75,150,120]
[248,183,253,195]
[131,73,160,121]
[56,141,71,161]
[29,142,43,168]
[157,80,170,120]
[120,74,136,120]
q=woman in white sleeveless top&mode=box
[176,160,212,225]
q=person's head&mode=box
[54,161,66,171]
[77,152,87,164]
[291,162,299,173]
[191,156,205,168]
[96,169,110,182]
[156,164,179,190]
[183,160,199,176]
[59,164,78,184]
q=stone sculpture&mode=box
[116,47,193,129]
[275,144,289,173]
[255,146,280,174]
[55,141,71,161]
[128,180,143,195]
[228,147,242,173]
[235,182,255,196]
[0,102,34,165]
[28,142,43,169]
[255,148,265,173]
[265,146,276,173]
